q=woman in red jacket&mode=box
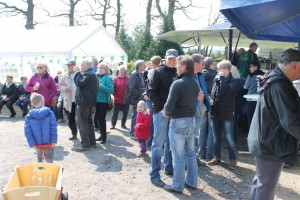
[134,100,151,157]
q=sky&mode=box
[0,0,221,36]
[0,0,221,82]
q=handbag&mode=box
[39,77,56,106]
[104,76,113,112]
[107,100,113,112]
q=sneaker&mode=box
[185,182,198,190]
[69,136,77,140]
[110,126,115,130]
[151,179,165,188]
[96,137,102,141]
[228,159,237,170]
[164,184,183,193]
[121,124,128,129]
[207,157,221,166]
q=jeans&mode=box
[76,105,96,148]
[250,156,284,200]
[169,117,198,191]
[233,114,240,146]
[194,114,201,146]
[150,112,173,180]
[111,103,130,127]
[130,105,137,137]
[198,112,214,160]
[147,110,154,147]
[211,118,237,160]
[16,98,30,113]
[247,102,257,129]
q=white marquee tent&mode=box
[0,25,127,82]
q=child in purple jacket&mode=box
[24,93,57,163]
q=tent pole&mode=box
[228,29,233,60]
[21,56,23,77]
[198,33,201,53]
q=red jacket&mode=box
[134,112,151,140]
[113,75,129,105]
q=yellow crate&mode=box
[2,163,63,200]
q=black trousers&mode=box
[76,105,96,147]
[66,102,77,136]
[95,102,108,142]
[111,103,130,127]
[0,100,16,115]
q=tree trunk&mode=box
[155,0,175,32]
[146,0,152,31]
[25,0,34,29]
[69,0,75,26]
[115,0,121,36]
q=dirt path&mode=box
[0,107,299,200]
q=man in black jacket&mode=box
[248,49,300,200]
[0,75,18,117]
[124,60,146,139]
[148,49,177,187]
[74,60,98,151]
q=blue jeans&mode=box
[198,112,214,160]
[194,114,201,141]
[16,98,30,113]
[150,112,173,180]
[130,105,137,137]
[211,118,236,160]
[169,117,198,191]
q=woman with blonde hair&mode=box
[95,62,114,144]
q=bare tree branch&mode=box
[155,0,166,18]
[0,2,27,15]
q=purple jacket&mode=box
[26,73,57,106]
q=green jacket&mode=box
[96,74,114,103]
[239,50,259,78]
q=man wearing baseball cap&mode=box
[58,59,78,140]
[148,49,178,187]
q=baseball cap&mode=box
[165,49,178,58]
[66,60,76,65]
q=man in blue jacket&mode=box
[248,49,300,200]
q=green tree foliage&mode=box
[115,25,134,61]
[131,25,158,61]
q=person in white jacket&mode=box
[58,60,78,140]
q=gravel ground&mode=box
[0,106,299,200]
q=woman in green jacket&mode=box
[95,62,114,144]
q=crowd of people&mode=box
[1,46,300,199]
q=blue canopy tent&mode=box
[220,0,300,46]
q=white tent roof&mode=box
[0,25,127,62]
[157,22,298,49]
